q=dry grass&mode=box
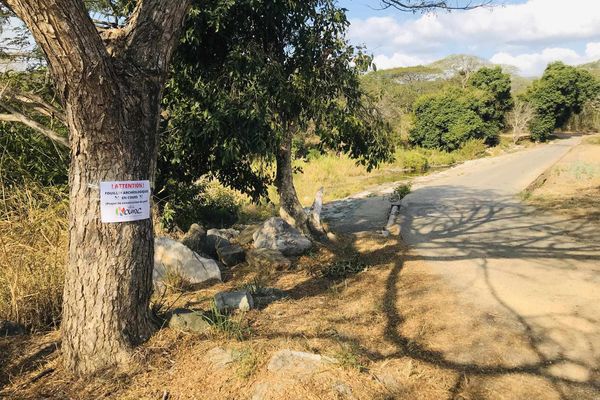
[292,141,489,207]
[527,134,600,220]
[0,181,67,332]
[2,233,593,399]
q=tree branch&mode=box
[0,100,69,147]
[2,0,112,98]
[116,0,192,73]
[7,89,66,122]
[379,0,493,12]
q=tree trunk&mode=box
[61,74,161,374]
[4,0,191,375]
[275,131,326,239]
[276,132,309,229]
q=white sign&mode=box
[100,180,151,223]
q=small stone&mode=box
[267,349,336,376]
[246,248,292,270]
[332,382,353,397]
[217,244,246,267]
[206,347,236,369]
[181,223,206,254]
[208,228,239,241]
[253,217,312,256]
[0,320,25,336]
[168,308,211,333]
[214,291,254,312]
[373,371,401,392]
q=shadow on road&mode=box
[318,183,600,399]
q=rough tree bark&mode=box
[275,130,326,239]
[3,0,191,374]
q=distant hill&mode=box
[368,54,531,92]
[578,59,600,77]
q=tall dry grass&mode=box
[0,181,67,331]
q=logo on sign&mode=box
[116,207,143,217]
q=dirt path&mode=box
[326,135,600,397]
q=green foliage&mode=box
[158,178,242,231]
[322,256,367,280]
[160,0,393,206]
[396,149,429,171]
[468,66,514,130]
[360,65,450,141]
[409,87,500,151]
[456,138,487,159]
[0,70,68,186]
[526,62,600,141]
[391,183,411,202]
[203,301,249,341]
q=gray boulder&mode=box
[168,308,211,333]
[246,248,291,270]
[217,244,246,266]
[214,291,254,312]
[208,228,239,241]
[181,223,206,254]
[154,236,221,287]
[253,217,312,256]
[203,228,238,257]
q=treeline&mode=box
[363,59,600,150]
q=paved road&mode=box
[398,136,600,385]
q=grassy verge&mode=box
[0,182,67,332]
[525,134,600,220]
[292,139,488,206]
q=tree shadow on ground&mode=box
[283,183,600,399]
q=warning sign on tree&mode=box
[100,180,151,223]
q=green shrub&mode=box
[456,139,487,159]
[409,87,500,151]
[158,178,243,231]
[390,183,411,202]
[397,149,429,172]
[202,301,249,340]
[425,149,456,167]
[322,256,368,280]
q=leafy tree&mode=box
[409,87,500,151]
[468,66,513,130]
[527,62,599,141]
[162,0,393,236]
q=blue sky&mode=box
[337,0,600,76]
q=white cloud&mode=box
[490,42,600,76]
[373,53,432,70]
[348,0,600,74]
[586,42,600,59]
